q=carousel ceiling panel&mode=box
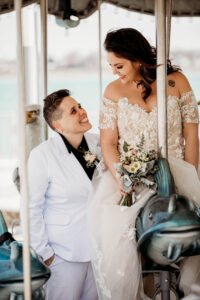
[0,0,36,14]
[47,0,200,19]
[0,0,200,17]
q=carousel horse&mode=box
[136,158,200,299]
[0,211,50,300]
[136,158,200,265]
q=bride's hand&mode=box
[116,177,126,195]
[116,177,134,195]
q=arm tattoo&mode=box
[168,80,175,87]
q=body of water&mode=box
[0,72,200,157]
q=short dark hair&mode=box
[43,89,71,130]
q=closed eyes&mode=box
[109,64,123,70]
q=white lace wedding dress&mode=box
[88,90,200,300]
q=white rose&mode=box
[84,153,91,161]
[89,154,96,163]
[125,150,133,158]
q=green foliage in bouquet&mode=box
[115,135,159,206]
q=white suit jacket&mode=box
[28,132,100,262]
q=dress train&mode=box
[88,157,200,299]
[88,166,154,300]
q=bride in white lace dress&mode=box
[88,28,200,300]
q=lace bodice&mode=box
[100,90,199,159]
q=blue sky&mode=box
[0,2,200,62]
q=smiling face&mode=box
[52,96,92,135]
[107,51,141,84]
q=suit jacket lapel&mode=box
[84,133,100,157]
[54,133,100,185]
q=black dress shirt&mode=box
[59,134,96,180]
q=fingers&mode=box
[120,188,126,195]
[117,178,126,195]
[118,179,134,195]
[116,177,135,195]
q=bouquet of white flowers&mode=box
[114,135,159,206]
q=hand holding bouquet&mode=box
[114,136,159,206]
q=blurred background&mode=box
[0,2,200,216]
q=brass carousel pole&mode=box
[155,0,168,158]
[98,0,102,103]
[14,0,32,298]
[166,0,172,60]
[40,0,48,140]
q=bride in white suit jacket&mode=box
[28,89,100,300]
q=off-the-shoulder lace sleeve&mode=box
[99,97,118,130]
[180,90,199,123]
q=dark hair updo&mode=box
[104,28,181,100]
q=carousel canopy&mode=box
[0,0,200,17]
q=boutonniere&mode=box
[83,150,99,168]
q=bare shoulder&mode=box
[168,72,191,94]
[103,79,121,102]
